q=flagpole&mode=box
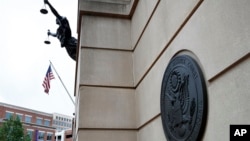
[49,60,75,106]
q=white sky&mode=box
[0,0,78,116]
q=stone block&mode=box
[77,130,137,141]
[131,0,159,47]
[78,86,136,128]
[81,16,131,50]
[137,117,166,141]
[79,0,135,15]
[80,49,134,87]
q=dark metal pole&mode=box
[49,60,75,106]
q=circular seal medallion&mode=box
[161,55,207,141]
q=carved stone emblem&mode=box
[161,55,207,141]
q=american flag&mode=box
[42,65,55,94]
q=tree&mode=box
[0,116,31,141]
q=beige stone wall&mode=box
[75,0,250,140]
[75,1,136,139]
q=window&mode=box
[5,111,13,119]
[16,113,23,121]
[66,134,72,139]
[27,129,34,139]
[44,119,50,126]
[25,115,32,123]
[47,132,53,141]
[37,131,44,141]
[36,117,43,125]
[57,135,61,140]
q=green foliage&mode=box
[0,116,31,141]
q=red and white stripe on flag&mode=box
[42,65,55,94]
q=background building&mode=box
[52,113,73,132]
[55,129,73,141]
[74,0,250,141]
[0,102,56,141]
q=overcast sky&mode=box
[0,0,77,116]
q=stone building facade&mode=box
[73,0,250,141]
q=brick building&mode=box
[0,102,56,141]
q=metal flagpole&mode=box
[49,60,75,106]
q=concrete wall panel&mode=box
[90,0,131,4]
[133,0,201,84]
[131,0,159,47]
[168,0,250,80]
[81,16,131,50]
[79,0,132,15]
[80,49,133,86]
[203,57,250,141]
[78,130,136,141]
[78,86,136,128]
[135,50,170,127]
[137,117,166,141]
